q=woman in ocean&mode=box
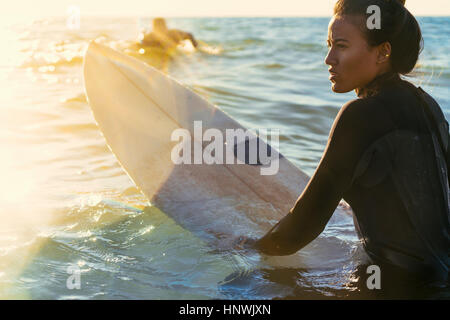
[141,17,198,49]
[252,0,449,285]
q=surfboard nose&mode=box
[83,41,137,108]
[83,41,103,85]
[83,41,160,99]
[83,41,106,107]
[84,41,104,65]
[86,40,101,54]
[83,41,113,77]
[83,41,124,83]
[85,41,112,60]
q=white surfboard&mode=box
[83,42,352,267]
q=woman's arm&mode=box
[255,98,378,255]
[184,32,198,47]
[168,29,198,48]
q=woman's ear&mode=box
[377,42,392,64]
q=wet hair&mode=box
[334,0,423,75]
[153,18,168,33]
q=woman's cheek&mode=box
[344,49,361,76]
[341,48,367,90]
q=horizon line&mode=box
[13,13,450,19]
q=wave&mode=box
[254,63,285,69]
[285,41,326,52]
[20,50,85,69]
[192,84,266,103]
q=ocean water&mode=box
[0,16,448,299]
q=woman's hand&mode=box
[231,236,259,251]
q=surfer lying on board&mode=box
[247,0,449,285]
[140,18,198,49]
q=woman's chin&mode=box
[331,82,352,93]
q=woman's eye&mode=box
[326,42,346,49]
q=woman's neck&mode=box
[355,71,400,98]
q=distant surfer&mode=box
[140,18,198,49]
[248,0,449,286]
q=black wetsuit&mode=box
[255,73,450,283]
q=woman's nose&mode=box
[324,48,336,66]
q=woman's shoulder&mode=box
[337,96,383,124]
[345,78,424,118]
[375,77,430,108]
[331,94,400,142]
[341,79,445,137]
[329,98,379,141]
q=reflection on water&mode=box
[0,16,448,299]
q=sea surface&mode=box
[0,16,448,299]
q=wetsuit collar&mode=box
[356,72,401,98]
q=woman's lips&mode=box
[329,72,338,82]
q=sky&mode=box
[1,0,449,19]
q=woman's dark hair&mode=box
[334,0,423,75]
